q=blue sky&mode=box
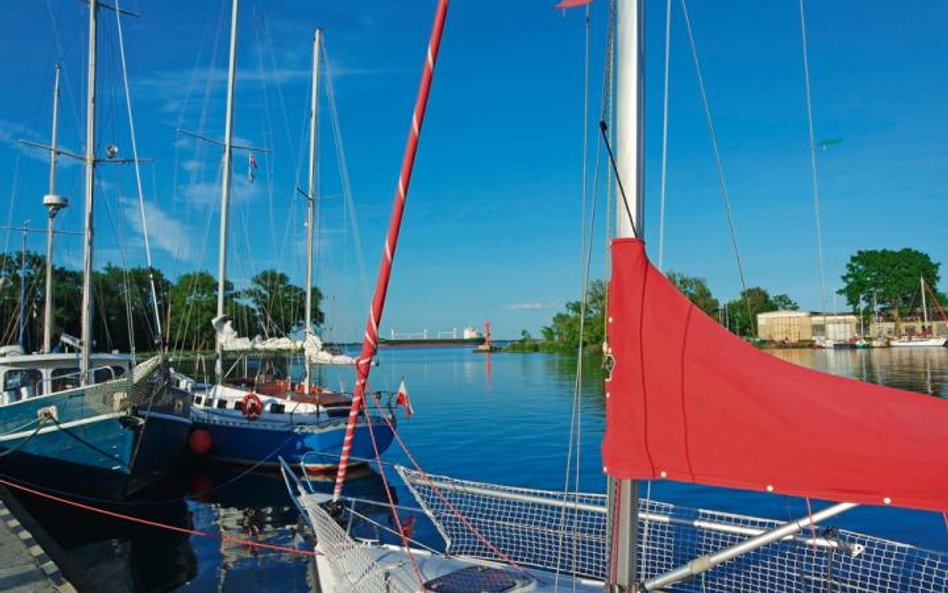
[1,1,946,341]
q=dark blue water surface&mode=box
[10,346,948,592]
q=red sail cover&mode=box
[602,238,948,512]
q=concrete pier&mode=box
[0,488,75,593]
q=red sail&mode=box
[602,238,948,512]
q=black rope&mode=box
[48,415,130,468]
[599,120,639,238]
[0,423,46,459]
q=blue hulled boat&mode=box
[0,351,192,498]
[185,380,395,472]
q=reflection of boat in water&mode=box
[185,463,397,592]
[10,484,196,593]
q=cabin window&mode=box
[93,367,117,384]
[111,365,127,378]
[51,367,81,392]
[194,395,203,406]
[2,369,43,401]
[216,399,227,409]
[270,403,285,414]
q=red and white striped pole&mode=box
[333,0,449,501]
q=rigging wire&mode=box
[798,0,829,321]
[322,46,371,306]
[657,0,672,271]
[114,0,164,350]
[679,0,753,330]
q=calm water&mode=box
[10,346,948,592]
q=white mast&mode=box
[920,274,929,334]
[304,29,322,395]
[615,0,645,240]
[79,0,99,384]
[44,65,68,353]
[215,0,240,383]
[609,0,644,590]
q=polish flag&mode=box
[553,0,593,9]
[395,379,413,418]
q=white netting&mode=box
[397,467,948,593]
[299,493,418,593]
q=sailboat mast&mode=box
[304,29,322,394]
[215,0,240,383]
[920,275,929,334]
[331,0,449,502]
[608,0,644,589]
[44,65,64,353]
[79,0,99,384]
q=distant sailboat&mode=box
[890,275,947,347]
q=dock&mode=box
[0,486,75,593]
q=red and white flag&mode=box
[395,379,413,418]
[553,0,593,9]
[248,153,259,183]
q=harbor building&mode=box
[756,311,859,343]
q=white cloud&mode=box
[121,197,196,262]
[507,302,556,311]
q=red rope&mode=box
[362,399,426,587]
[371,406,534,578]
[333,0,450,500]
[0,478,320,558]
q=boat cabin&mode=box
[0,346,132,404]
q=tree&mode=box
[667,272,719,316]
[770,294,799,311]
[167,271,220,351]
[541,279,607,350]
[723,286,793,337]
[839,249,941,323]
[243,269,321,338]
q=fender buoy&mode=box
[241,392,263,421]
[188,428,212,455]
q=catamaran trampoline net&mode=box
[397,467,947,593]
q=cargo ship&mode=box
[379,326,486,348]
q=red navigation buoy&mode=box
[188,428,212,455]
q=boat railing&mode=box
[397,467,948,593]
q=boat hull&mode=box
[192,409,396,471]
[0,383,192,499]
[889,337,947,347]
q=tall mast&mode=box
[215,0,240,383]
[79,0,99,384]
[44,65,67,353]
[18,225,28,350]
[304,28,322,395]
[920,275,929,334]
[332,0,449,502]
[608,0,644,590]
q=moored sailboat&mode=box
[890,275,947,347]
[0,0,191,499]
[186,3,395,472]
[286,2,948,592]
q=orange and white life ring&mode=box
[241,392,263,421]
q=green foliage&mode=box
[0,252,323,354]
[838,249,941,318]
[723,286,794,337]
[244,269,323,338]
[667,271,719,316]
[540,280,607,351]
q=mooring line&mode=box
[0,477,320,558]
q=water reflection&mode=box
[770,347,948,397]
[12,481,197,593]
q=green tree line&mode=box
[0,251,323,354]
[531,247,942,349]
